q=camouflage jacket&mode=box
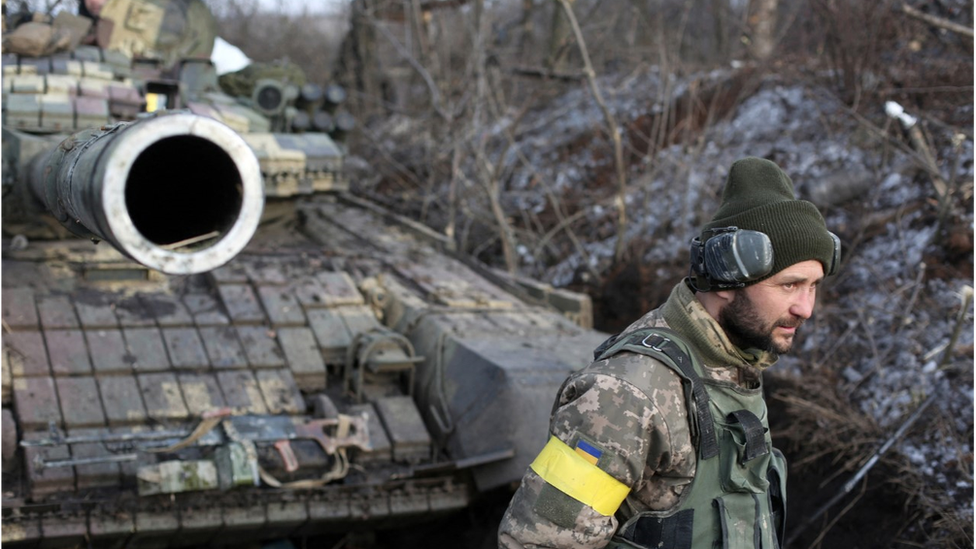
[498,280,777,548]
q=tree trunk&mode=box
[518,0,536,54]
[712,0,729,62]
[548,0,574,71]
[335,0,384,116]
[749,0,778,60]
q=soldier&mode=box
[498,157,841,549]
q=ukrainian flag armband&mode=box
[529,436,630,516]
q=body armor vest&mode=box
[594,328,788,549]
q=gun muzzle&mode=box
[29,112,264,275]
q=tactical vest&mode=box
[593,327,788,549]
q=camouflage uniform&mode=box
[498,280,777,548]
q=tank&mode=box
[0,0,606,546]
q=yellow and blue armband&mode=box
[529,436,630,516]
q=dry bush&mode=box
[781,0,973,124]
[340,0,767,269]
[890,416,976,547]
[798,0,901,105]
[772,382,882,471]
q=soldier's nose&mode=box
[790,294,815,319]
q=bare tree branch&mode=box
[371,17,451,120]
[470,0,518,273]
[900,3,974,38]
[555,0,630,264]
[507,65,586,81]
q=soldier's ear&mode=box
[695,287,737,322]
[713,288,737,306]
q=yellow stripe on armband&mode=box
[529,436,630,516]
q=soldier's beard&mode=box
[718,290,804,355]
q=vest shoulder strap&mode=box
[593,327,719,460]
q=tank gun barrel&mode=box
[28,112,264,275]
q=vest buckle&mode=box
[641,333,670,352]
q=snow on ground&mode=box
[485,72,975,523]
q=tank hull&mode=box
[1,195,605,547]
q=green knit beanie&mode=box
[700,157,835,285]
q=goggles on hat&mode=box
[690,227,841,291]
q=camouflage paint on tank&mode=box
[1,3,608,545]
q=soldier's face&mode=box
[718,260,824,355]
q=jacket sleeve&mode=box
[498,361,683,549]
